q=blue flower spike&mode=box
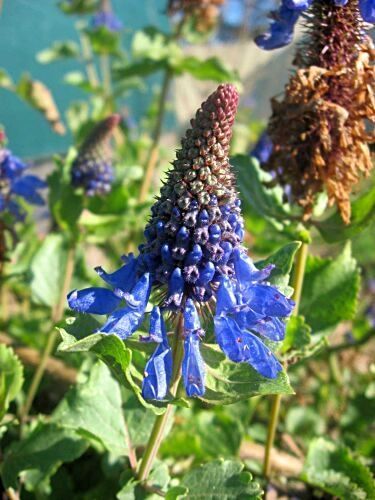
[68,85,294,398]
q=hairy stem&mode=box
[263,242,309,479]
[137,315,184,482]
[20,246,76,422]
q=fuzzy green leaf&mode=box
[303,438,375,499]
[0,345,24,419]
[316,187,375,243]
[2,423,87,490]
[174,56,239,84]
[30,234,70,307]
[57,320,166,415]
[199,344,293,406]
[281,315,311,354]
[37,41,80,64]
[300,243,361,334]
[167,459,262,499]
[52,361,129,456]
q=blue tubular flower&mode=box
[68,85,294,398]
[251,133,273,165]
[256,0,374,50]
[91,10,123,32]
[142,307,173,400]
[0,149,47,219]
[71,115,120,197]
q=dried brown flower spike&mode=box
[262,0,374,224]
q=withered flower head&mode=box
[168,0,225,32]
[258,0,374,224]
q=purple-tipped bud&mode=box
[71,114,120,197]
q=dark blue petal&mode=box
[216,277,237,316]
[147,306,164,343]
[240,331,283,378]
[232,248,274,286]
[100,273,151,338]
[166,268,184,307]
[7,200,26,221]
[214,316,282,378]
[250,316,286,341]
[184,244,203,266]
[251,133,273,164]
[245,284,294,317]
[359,0,375,22]
[196,261,215,286]
[67,287,121,314]
[12,175,46,205]
[184,298,201,332]
[142,331,172,400]
[182,332,205,397]
[95,254,138,292]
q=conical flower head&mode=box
[141,84,242,304]
[255,0,374,223]
[71,114,120,197]
[68,85,294,400]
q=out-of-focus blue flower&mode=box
[0,149,46,220]
[71,114,120,197]
[251,132,273,164]
[91,10,123,32]
[256,0,374,50]
[68,85,294,399]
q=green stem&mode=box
[137,315,185,482]
[79,31,99,88]
[262,242,309,479]
[20,246,76,423]
[138,18,186,203]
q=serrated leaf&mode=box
[281,315,311,354]
[232,155,291,226]
[37,41,80,64]
[199,344,293,406]
[0,345,24,419]
[1,423,87,490]
[57,321,166,415]
[174,56,239,84]
[302,438,375,499]
[167,459,262,499]
[316,187,375,243]
[16,74,65,134]
[30,234,70,307]
[52,361,128,456]
[300,243,361,334]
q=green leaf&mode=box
[30,234,70,307]
[58,0,98,15]
[199,344,293,406]
[1,423,87,490]
[232,155,291,226]
[52,361,129,456]
[117,462,170,499]
[256,241,301,293]
[281,315,311,355]
[48,155,84,237]
[174,56,239,84]
[0,345,24,419]
[113,59,168,80]
[316,187,375,243]
[167,459,262,499]
[57,321,166,415]
[132,27,181,63]
[64,71,101,94]
[37,41,80,64]
[302,438,375,499]
[300,243,361,334]
[85,27,120,54]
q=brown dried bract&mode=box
[168,0,224,32]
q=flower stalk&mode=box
[137,314,185,482]
[263,241,309,479]
[20,245,76,423]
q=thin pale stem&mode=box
[138,18,186,203]
[20,246,76,422]
[262,242,309,479]
[137,315,184,482]
[100,54,112,98]
[79,31,100,88]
